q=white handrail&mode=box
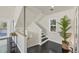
[15,31,27,53]
[16,31,27,37]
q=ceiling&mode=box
[0,6,74,20]
[0,6,16,19]
[26,6,74,15]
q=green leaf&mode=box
[58,15,71,42]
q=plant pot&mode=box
[62,48,69,53]
[62,41,69,53]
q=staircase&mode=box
[8,37,17,53]
[35,22,48,45]
[41,32,48,42]
[7,37,20,53]
[41,32,48,45]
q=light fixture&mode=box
[51,6,54,8]
[50,6,54,11]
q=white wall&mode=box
[0,7,15,19]
[38,8,76,44]
[77,7,79,52]
[16,32,26,53]
[26,7,44,48]
[27,23,42,48]
[13,6,23,32]
[26,7,43,28]
[13,6,26,52]
[15,7,24,33]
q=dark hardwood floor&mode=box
[7,38,62,53]
[7,37,20,53]
[27,41,62,53]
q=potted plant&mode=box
[58,16,71,53]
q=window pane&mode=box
[0,22,7,36]
[50,19,56,25]
[51,26,56,32]
[50,19,56,32]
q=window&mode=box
[0,22,7,36]
[50,19,56,32]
